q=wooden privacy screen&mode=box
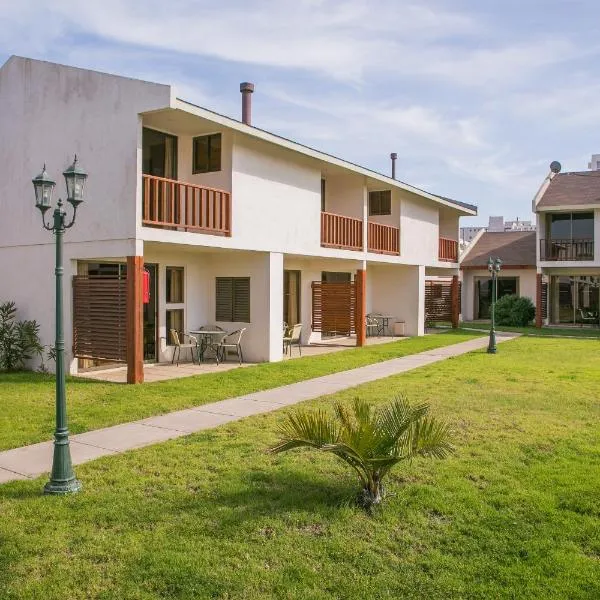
[311,281,356,335]
[73,275,127,361]
[541,281,548,320]
[425,279,459,324]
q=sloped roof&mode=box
[460,231,536,268]
[537,170,600,208]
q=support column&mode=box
[267,252,284,362]
[356,268,367,346]
[126,256,144,384]
[451,274,460,328]
[535,272,543,328]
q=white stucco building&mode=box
[0,56,476,382]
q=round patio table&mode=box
[189,330,226,363]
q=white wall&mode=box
[230,136,322,254]
[325,173,364,219]
[461,268,537,321]
[368,264,425,336]
[399,192,439,265]
[0,56,171,249]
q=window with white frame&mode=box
[166,267,185,345]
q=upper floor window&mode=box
[142,128,177,179]
[549,212,594,240]
[193,133,222,174]
[368,190,391,216]
[321,178,326,212]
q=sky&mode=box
[1,0,599,226]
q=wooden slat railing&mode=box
[367,222,400,255]
[142,174,231,236]
[540,238,594,261]
[439,237,458,262]
[320,211,363,251]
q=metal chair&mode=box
[283,323,302,356]
[169,329,198,366]
[366,315,382,337]
[217,328,246,365]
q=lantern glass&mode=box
[32,165,56,212]
[63,156,88,207]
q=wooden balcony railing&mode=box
[142,174,231,236]
[321,211,363,251]
[439,237,458,262]
[540,238,594,261]
[367,222,400,255]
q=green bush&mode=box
[0,301,43,371]
[494,294,535,327]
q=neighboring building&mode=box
[533,162,600,327]
[0,56,476,382]
[460,231,537,321]
[460,216,535,254]
[587,154,600,171]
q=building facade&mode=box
[534,163,600,327]
[0,56,476,382]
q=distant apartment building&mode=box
[460,216,535,253]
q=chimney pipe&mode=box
[240,82,254,125]
[390,153,397,179]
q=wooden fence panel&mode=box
[425,279,454,324]
[73,275,127,361]
[311,281,356,335]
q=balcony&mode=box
[320,211,363,251]
[367,222,400,255]
[142,174,231,236]
[540,238,594,261]
[439,237,458,262]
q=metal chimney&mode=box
[390,153,397,179]
[240,82,255,125]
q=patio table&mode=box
[189,330,227,363]
[373,315,395,336]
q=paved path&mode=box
[0,334,518,485]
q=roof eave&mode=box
[167,98,478,216]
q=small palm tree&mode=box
[269,396,454,508]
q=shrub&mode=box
[0,301,43,371]
[494,294,535,327]
[269,396,454,509]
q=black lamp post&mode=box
[487,256,502,354]
[33,156,87,494]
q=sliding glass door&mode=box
[551,276,600,325]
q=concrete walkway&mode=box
[0,334,518,485]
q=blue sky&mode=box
[1,0,599,226]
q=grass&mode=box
[435,321,600,338]
[0,336,599,599]
[0,331,479,451]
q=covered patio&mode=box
[77,335,399,383]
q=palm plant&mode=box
[269,396,454,508]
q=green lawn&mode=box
[455,322,600,338]
[0,331,478,451]
[1,336,599,599]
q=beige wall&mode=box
[461,268,537,321]
[399,192,439,264]
[325,173,364,219]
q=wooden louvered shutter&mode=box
[216,278,233,321]
[233,277,250,322]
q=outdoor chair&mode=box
[366,315,382,337]
[283,323,302,356]
[169,329,198,366]
[578,309,597,325]
[217,328,246,365]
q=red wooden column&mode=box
[451,275,460,328]
[535,273,543,328]
[126,256,144,384]
[355,269,367,347]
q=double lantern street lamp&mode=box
[32,156,88,495]
[487,256,502,355]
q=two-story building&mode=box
[0,56,476,382]
[534,162,600,327]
